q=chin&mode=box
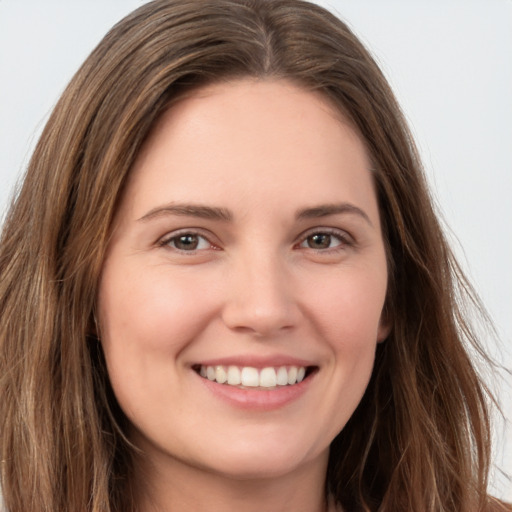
[210,456,308,481]
[197,435,327,481]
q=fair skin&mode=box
[98,79,389,512]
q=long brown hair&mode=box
[0,1,507,510]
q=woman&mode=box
[0,1,508,511]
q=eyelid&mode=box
[295,226,355,250]
[157,226,354,253]
[158,228,219,251]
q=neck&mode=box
[133,449,329,512]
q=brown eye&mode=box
[298,230,348,251]
[306,233,332,249]
[166,233,210,251]
[174,234,199,250]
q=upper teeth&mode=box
[199,365,306,388]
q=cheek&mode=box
[97,264,219,417]
[294,268,386,446]
[303,265,388,347]
[98,265,218,355]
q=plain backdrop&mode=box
[0,0,511,501]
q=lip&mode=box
[192,362,317,411]
[193,355,314,369]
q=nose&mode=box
[221,253,300,337]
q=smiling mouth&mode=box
[193,364,317,389]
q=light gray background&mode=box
[1,0,510,500]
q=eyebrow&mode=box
[295,203,373,226]
[137,203,233,222]
[137,201,372,226]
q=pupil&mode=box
[309,234,330,249]
[176,234,198,250]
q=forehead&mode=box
[118,78,377,224]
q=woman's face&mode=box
[98,79,389,482]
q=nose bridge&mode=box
[222,245,298,336]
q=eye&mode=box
[162,232,212,251]
[298,229,351,251]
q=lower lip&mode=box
[196,372,314,411]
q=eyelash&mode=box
[159,229,217,253]
[158,227,354,254]
[295,228,354,252]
